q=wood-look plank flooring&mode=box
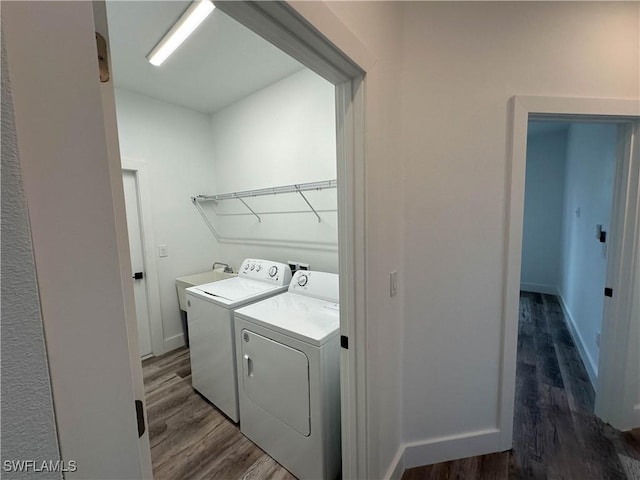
[402,292,640,480]
[142,348,296,480]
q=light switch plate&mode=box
[390,271,398,297]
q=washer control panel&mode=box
[288,270,339,303]
[239,258,292,286]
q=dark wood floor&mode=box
[142,348,295,480]
[402,292,640,480]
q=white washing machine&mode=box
[185,258,291,422]
[234,270,341,480]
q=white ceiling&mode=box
[106,1,305,114]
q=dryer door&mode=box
[240,329,310,436]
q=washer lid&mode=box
[234,292,340,346]
[188,277,283,307]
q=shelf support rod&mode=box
[191,197,221,241]
[237,196,261,222]
[296,186,321,222]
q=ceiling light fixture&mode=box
[147,0,215,67]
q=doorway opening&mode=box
[107,2,364,476]
[501,95,640,476]
[511,118,634,476]
[520,120,617,386]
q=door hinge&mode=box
[135,400,145,437]
[340,335,348,349]
[604,287,613,297]
[95,32,109,83]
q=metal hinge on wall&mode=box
[95,32,109,83]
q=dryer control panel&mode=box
[239,258,292,286]
[289,270,339,303]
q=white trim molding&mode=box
[404,429,501,469]
[502,96,640,448]
[383,445,406,480]
[520,283,558,295]
[163,333,186,353]
[384,429,501,478]
[557,293,598,387]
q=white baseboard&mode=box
[163,333,186,353]
[383,445,406,480]
[520,283,558,295]
[557,294,597,388]
[401,428,500,470]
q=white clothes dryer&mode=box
[234,270,341,480]
[185,258,291,422]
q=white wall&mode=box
[558,123,617,383]
[1,38,61,478]
[399,1,638,468]
[208,69,338,273]
[211,69,335,192]
[114,88,218,350]
[521,127,568,294]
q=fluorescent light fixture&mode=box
[147,0,215,66]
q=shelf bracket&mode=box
[192,197,221,241]
[296,186,321,222]
[236,196,261,223]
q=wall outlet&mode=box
[596,332,601,349]
[390,271,398,297]
[158,245,168,258]
[288,261,309,272]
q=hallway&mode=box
[402,292,640,479]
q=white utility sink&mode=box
[175,270,236,311]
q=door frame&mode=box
[500,95,640,448]
[122,160,164,357]
[212,3,368,477]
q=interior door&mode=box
[3,1,152,477]
[93,1,154,476]
[122,170,153,357]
